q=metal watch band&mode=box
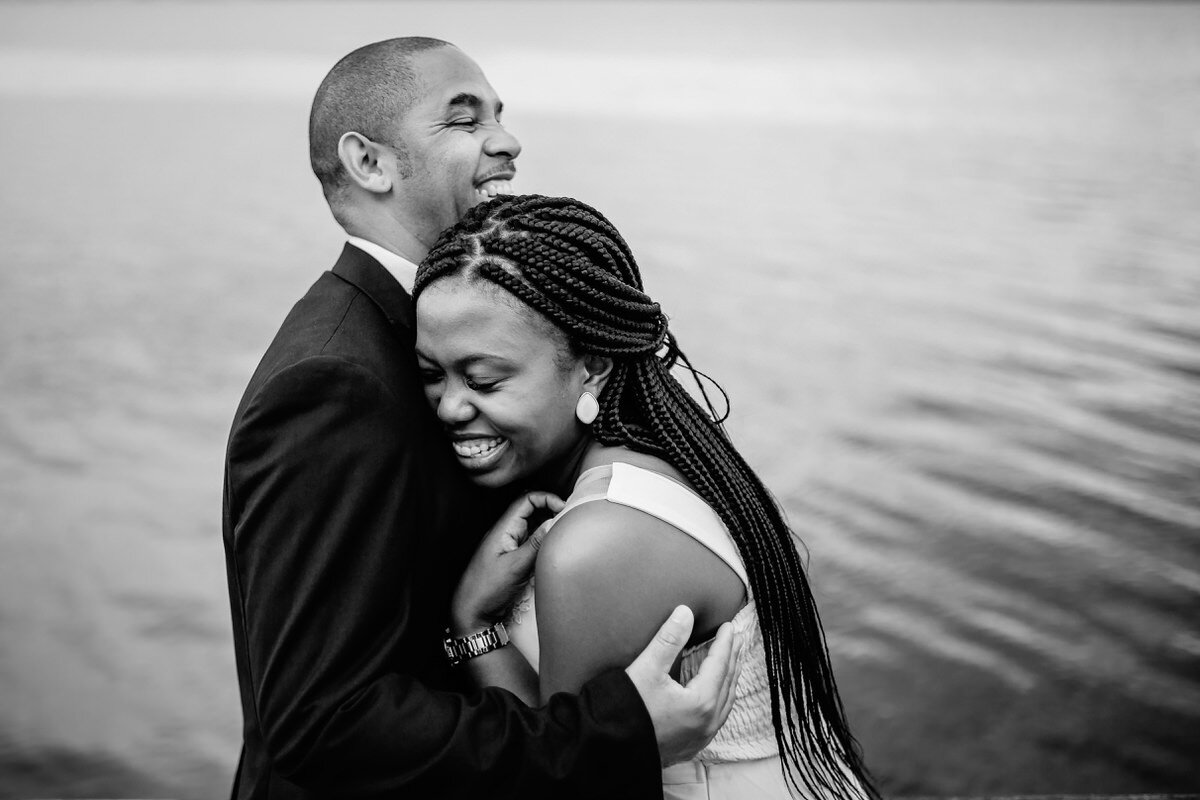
[443,621,510,666]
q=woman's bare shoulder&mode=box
[536,487,745,641]
[537,497,676,579]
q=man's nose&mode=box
[485,124,521,161]
[436,384,476,425]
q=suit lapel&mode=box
[330,243,416,339]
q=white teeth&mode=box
[475,179,514,199]
[452,437,504,459]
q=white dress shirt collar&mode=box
[346,236,419,295]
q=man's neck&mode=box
[343,218,428,264]
[345,235,419,294]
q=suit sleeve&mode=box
[225,355,661,799]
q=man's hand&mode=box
[451,491,564,634]
[625,606,741,767]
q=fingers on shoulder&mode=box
[523,490,565,512]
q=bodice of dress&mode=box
[505,461,778,763]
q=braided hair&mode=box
[414,195,877,800]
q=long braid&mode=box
[416,195,878,800]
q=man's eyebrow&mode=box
[446,93,503,116]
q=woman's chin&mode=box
[466,469,515,490]
[458,450,523,490]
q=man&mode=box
[222,37,738,799]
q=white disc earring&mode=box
[575,391,599,425]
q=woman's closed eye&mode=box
[464,375,501,392]
[419,368,499,392]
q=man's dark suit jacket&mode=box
[222,244,660,799]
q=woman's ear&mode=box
[581,354,614,396]
[337,131,394,194]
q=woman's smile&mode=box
[451,435,509,470]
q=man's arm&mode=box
[226,355,661,798]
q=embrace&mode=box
[221,37,876,800]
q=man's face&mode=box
[387,47,520,245]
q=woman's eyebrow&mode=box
[457,353,513,368]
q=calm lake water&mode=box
[0,2,1197,797]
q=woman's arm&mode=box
[452,634,540,706]
[533,500,745,703]
[449,493,562,707]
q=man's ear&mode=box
[337,131,394,194]
[581,354,614,396]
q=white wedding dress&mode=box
[506,461,866,800]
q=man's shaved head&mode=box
[309,37,452,206]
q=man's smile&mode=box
[474,165,516,200]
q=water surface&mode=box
[0,2,1197,797]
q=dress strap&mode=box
[540,464,614,535]
[606,462,749,589]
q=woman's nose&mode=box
[436,384,476,425]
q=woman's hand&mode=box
[450,491,564,634]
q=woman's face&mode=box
[415,277,606,490]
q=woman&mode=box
[414,194,875,800]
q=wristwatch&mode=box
[443,621,510,666]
